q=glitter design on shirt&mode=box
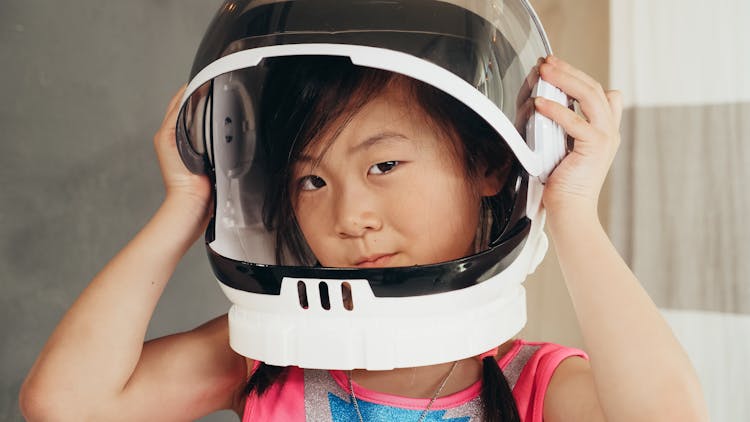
[304,368,350,421]
[304,368,485,421]
[327,394,472,421]
[243,340,589,422]
[504,345,541,389]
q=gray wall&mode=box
[0,1,234,421]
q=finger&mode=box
[516,57,544,110]
[546,55,604,97]
[166,84,187,113]
[161,85,187,126]
[539,62,611,127]
[606,90,623,129]
[155,87,187,152]
[515,96,535,133]
[534,96,603,145]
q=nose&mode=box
[333,187,383,238]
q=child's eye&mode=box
[299,175,326,191]
[368,161,400,175]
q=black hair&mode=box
[245,55,521,420]
[258,55,394,265]
[481,355,522,422]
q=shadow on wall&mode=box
[1,1,227,421]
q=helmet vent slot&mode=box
[318,282,331,310]
[341,282,354,311]
[297,280,309,309]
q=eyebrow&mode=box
[296,131,409,163]
[349,131,409,154]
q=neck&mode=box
[350,358,475,398]
[348,341,513,398]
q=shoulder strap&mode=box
[243,365,305,422]
[502,343,543,390]
[499,341,588,422]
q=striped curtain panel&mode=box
[609,1,750,420]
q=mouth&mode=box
[354,253,397,268]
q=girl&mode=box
[21,3,707,422]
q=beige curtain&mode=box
[609,1,750,420]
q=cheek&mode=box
[293,201,326,249]
[397,175,481,260]
[438,191,480,243]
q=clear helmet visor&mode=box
[182,0,549,147]
[177,0,551,267]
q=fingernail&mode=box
[534,97,546,106]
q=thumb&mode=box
[605,90,623,129]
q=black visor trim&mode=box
[208,217,530,297]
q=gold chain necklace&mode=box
[346,360,459,422]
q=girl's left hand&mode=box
[535,55,623,216]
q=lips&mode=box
[354,253,397,268]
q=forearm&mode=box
[547,206,707,422]
[22,196,208,413]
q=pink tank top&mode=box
[242,340,587,422]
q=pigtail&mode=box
[243,363,288,397]
[481,356,521,422]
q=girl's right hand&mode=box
[154,85,212,213]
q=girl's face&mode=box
[291,82,500,268]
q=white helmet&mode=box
[176,0,568,370]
